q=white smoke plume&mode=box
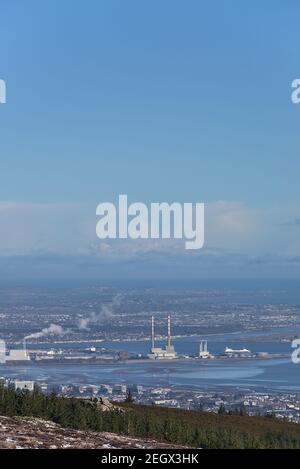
[24,324,66,341]
[78,294,122,330]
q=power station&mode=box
[5,339,30,363]
[148,315,177,360]
[198,340,213,359]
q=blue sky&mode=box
[0,0,300,281]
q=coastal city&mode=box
[0,286,299,345]
[0,285,300,428]
[2,376,300,423]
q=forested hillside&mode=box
[1,385,300,449]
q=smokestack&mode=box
[151,315,155,349]
[167,314,171,348]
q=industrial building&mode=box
[148,315,177,360]
[198,340,213,359]
[6,339,30,362]
[6,349,30,362]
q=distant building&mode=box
[14,380,34,391]
[6,349,30,362]
[148,315,177,360]
[114,384,127,394]
[100,384,113,395]
[198,340,213,359]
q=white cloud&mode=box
[0,201,93,256]
[0,200,299,261]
